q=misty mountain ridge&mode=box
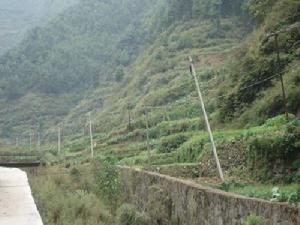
[0,0,298,143]
[0,0,77,54]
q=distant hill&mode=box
[0,0,299,144]
[0,0,77,55]
[0,0,158,138]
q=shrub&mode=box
[158,133,188,153]
[288,186,300,206]
[66,138,89,153]
[70,167,81,183]
[29,169,110,225]
[93,158,122,214]
[177,133,207,162]
[116,204,147,225]
[153,118,204,138]
[245,214,264,225]
[247,119,300,182]
[177,34,193,50]
[106,129,144,145]
[115,66,125,82]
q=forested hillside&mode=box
[0,0,299,145]
[1,0,299,224]
[219,0,300,125]
[0,0,157,138]
[2,0,245,138]
[0,0,77,55]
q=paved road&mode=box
[0,167,43,225]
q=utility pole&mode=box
[189,56,224,181]
[127,103,133,130]
[265,22,300,119]
[144,108,150,165]
[16,137,19,147]
[274,34,288,120]
[128,109,131,129]
[58,127,61,155]
[29,132,33,152]
[37,132,41,152]
[88,112,94,159]
[163,106,170,122]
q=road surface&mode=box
[0,167,43,225]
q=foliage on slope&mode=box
[0,0,157,138]
[219,0,300,125]
[0,0,251,139]
[0,0,77,55]
[83,1,250,135]
[0,0,156,98]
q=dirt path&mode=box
[0,167,43,225]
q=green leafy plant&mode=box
[93,157,122,214]
[288,186,300,206]
[245,214,264,225]
[247,119,300,182]
[158,133,188,153]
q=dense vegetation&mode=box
[1,0,300,224]
[0,0,76,55]
[219,0,300,124]
[0,0,157,137]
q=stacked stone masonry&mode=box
[119,166,300,225]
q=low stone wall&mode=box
[119,166,300,225]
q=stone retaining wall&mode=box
[119,166,300,225]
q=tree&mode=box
[167,0,193,23]
[114,66,125,82]
[93,157,122,215]
[208,0,223,37]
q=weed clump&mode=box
[245,214,264,225]
[247,119,300,183]
[116,204,148,225]
[158,133,188,153]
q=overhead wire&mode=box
[7,56,296,151]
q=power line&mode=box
[208,74,279,100]
[141,73,280,112]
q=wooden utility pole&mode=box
[163,106,170,122]
[37,132,41,152]
[29,132,33,152]
[88,112,94,159]
[127,103,133,130]
[58,127,61,155]
[265,22,300,119]
[128,109,131,129]
[189,56,224,181]
[144,109,150,164]
[274,34,288,120]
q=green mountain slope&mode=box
[63,0,251,132]
[0,0,299,159]
[85,0,300,133]
[0,0,157,138]
[0,0,77,55]
[219,0,300,125]
[55,0,299,184]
